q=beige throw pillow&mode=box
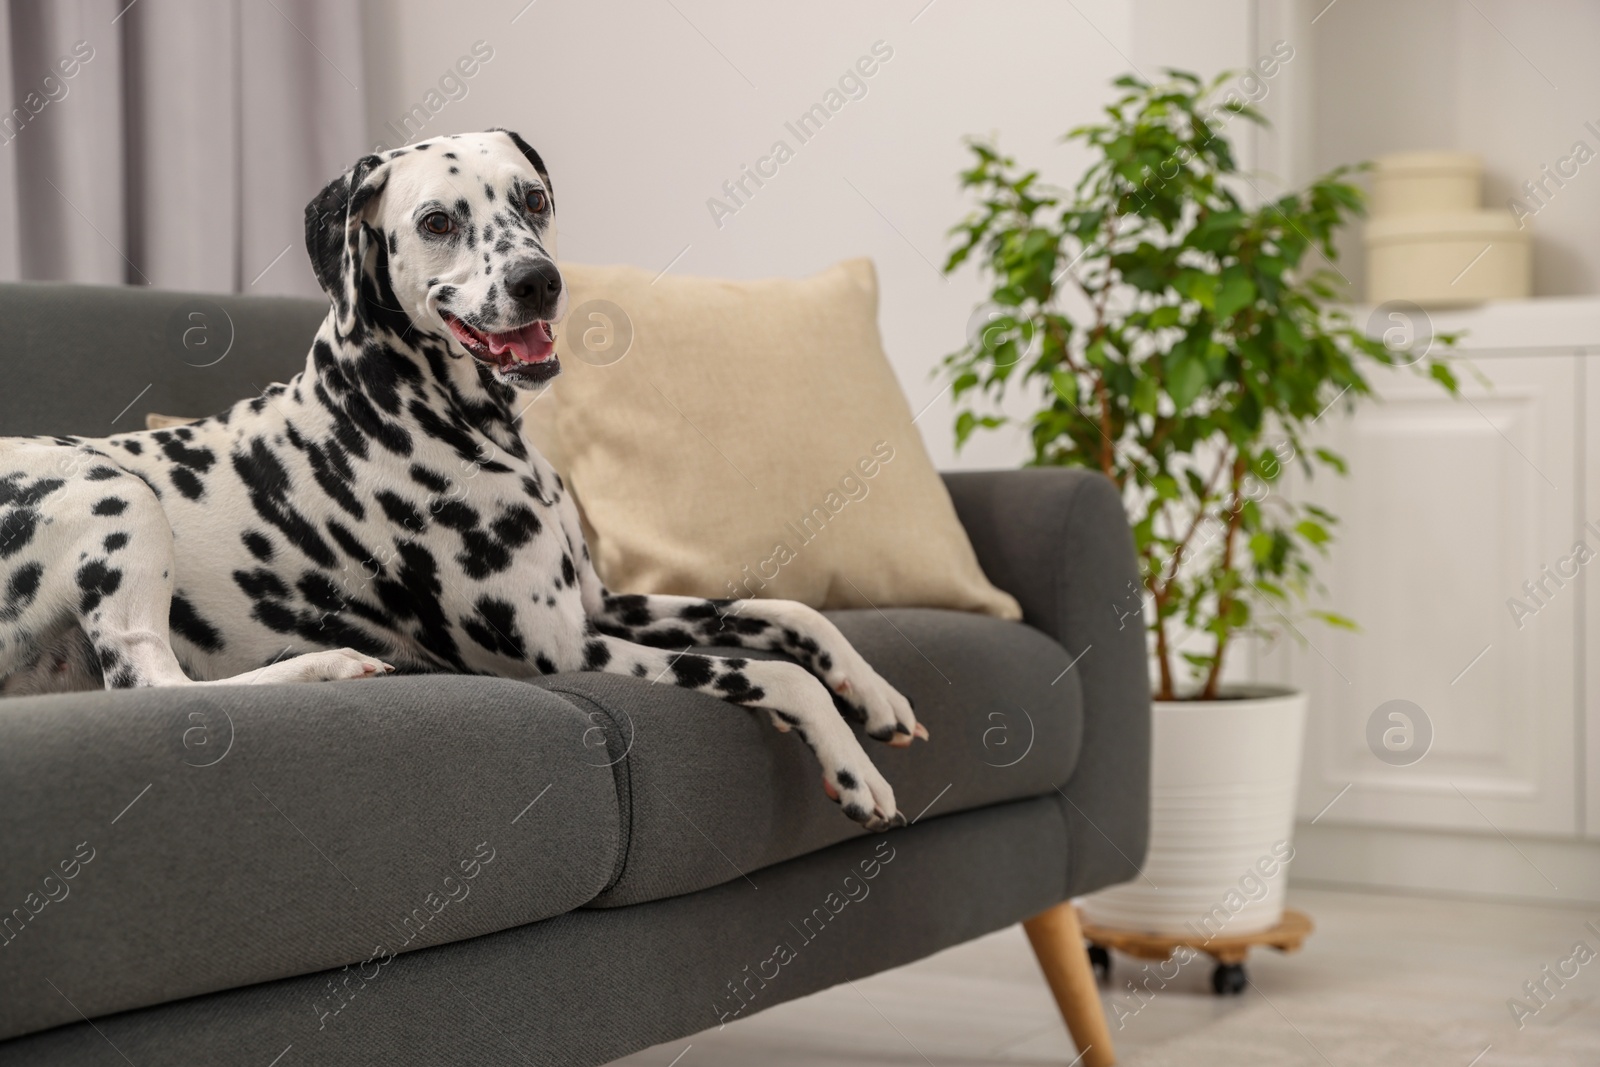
[528,258,1020,619]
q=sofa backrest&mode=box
[0,282,328,437]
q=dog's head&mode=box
[304,129,566,391]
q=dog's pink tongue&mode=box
[486,321,555,364]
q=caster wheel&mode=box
[1087,944,1111,985]
[1211,962,1247,995]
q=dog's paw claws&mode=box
[826,661,922,749]
[825,766,897,832]
[860,808,905,833]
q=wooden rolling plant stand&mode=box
[1081,907,1314,995]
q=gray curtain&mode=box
[0,0,365,297]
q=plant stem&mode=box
[1201,451,1248,700]
[1162,450,1229,589]
[1093,371,1115,478]
[1090,216,1119,480]
[1148,555,1175,701]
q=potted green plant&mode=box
[941,70,1458,939]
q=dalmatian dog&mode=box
[0,130,924,830]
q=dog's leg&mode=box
[37,465,389,690]
[201,648,395,686]
[577,632,902,830]
[590,593,924,746]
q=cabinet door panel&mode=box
[1586,355,1600,840]
[1290,355,1577,838]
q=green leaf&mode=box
[1133,373,1160,416]
[1050,370,1080,407]
[1169,359,1207,411]
[1273,314,1308,356]
[1214,268,1256,321]
[1253,578,1286,600]
[1295,520,1332,546]
[1429,361,1460,393]
[954,410,976,448]
[1174,270,1217,310]
[1148,304,1182,329]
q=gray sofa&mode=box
[0,282,1150,1066]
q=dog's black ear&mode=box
[490,128,554,210]
[304,154,389,319]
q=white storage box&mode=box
[1365,211,1530,307]
[1370,151,1482,216]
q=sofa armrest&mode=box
[942,468,1151,897]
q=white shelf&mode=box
[1351,296,1600,354]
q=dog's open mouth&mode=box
[443,313,560,383]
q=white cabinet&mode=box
[1587,356,1600,842]
[1277,298,1600,901]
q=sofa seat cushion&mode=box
[0,677,621,1042]
[532,608,1084,908]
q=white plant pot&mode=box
[1078,685,1308,937]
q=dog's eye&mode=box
[524,188,547,214]
[422,212,453,235]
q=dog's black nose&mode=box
[505,260,562,304]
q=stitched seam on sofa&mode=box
[1053,472,1092,789]
[1051,473,1094,897]
[538,685,634,894]
[1045,784,1074,900]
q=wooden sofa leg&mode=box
[1023,901,1116,1067]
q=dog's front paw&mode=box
[801,705,902,830]
[753,661,906,831]
[825,657,926,749]
[820,755,903,832]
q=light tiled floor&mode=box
[609,887,1600,1066]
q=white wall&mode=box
[361,0,1254,469]
[1309,0,1600,298]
